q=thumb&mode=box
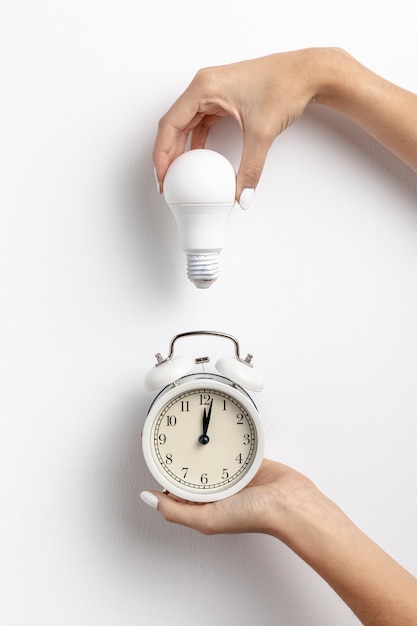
[236,132,272,209]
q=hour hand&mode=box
[199,400,213,445]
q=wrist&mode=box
[298,47,364,108]
[267,478,356,560]
[309,47,378,117]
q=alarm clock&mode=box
[142,330,265,502]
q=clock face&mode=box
[143,377,264,502]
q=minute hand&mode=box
[199,399,213,445]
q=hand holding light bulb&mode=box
[163,149,237,289]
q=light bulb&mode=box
[163,149,236,289]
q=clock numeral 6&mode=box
[200,473,208,484]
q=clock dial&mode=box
[149,385,259,497]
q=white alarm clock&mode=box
[142,331,265,502]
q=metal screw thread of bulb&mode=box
[186,252,220,289]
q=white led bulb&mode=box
[163,149,236,289]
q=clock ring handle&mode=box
[147,330,263,392]
[157,330,253,366]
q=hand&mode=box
[153,49,323,203]
[153,47,417,204]
[141,458,317,536]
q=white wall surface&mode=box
[1,1,417,624]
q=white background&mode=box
[1,1,417,624]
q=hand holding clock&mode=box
[141,458,417,625]
[142,458,311,535]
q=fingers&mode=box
[189,114,223,150]
[158,494,212,532]
[153,119,274,209]
[152,122,190,190]
[153,113,230,190]
[141,487,269,536]
[152,81,276,204]
[152,68,234,188]
[152,91,206,187]
[141,490,218,534]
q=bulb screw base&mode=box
[186,253,220,289]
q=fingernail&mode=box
[153,167,162,195]
[140,491,159,509]
[239,188,254,210]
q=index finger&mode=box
[152,97,206,186]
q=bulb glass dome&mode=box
[163,149,236,288]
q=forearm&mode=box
[311,47,417,173]
[272,486,417,625]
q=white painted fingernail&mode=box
[239,188,254,210]
[153,167,162,194]
[140,491,159,509]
